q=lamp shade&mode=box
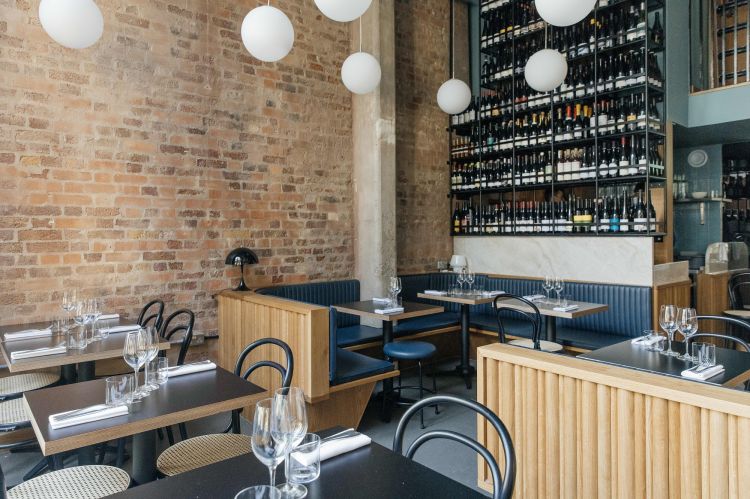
[314,0,372,22]
[437,79,472,115]
[38,0,104,49]
[341,52,382,94]
[524,49,568,92]
[535,0,597,27]
[450,255,468,271]
[241,5,294,62]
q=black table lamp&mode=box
[225,247,258,291]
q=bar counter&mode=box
[477,343,750,499]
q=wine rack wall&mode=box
[450,0,667,237]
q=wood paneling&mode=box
[654,122,674,265]
[652,280,692,329]
[477,344,750,499]
[697,272,731,332]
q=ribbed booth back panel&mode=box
[256,280,361,328]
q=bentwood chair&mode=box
[728,273,750,310]
[158,309,195,444]
[393,395,516,499]
[137,299,165,331]
[493,293,563,352]
[155,338,294,477]
[694,316,750,351]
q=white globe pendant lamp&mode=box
[437,0,472,115]
[315,0,372,23]
[241,4,294,62]
[39,0,104,49]
[535,0,597,27]
[342,18,381,94]
[525,48,568,92]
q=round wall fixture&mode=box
[687,149,709,168]
[39,0,104,49]
[314,0,372,22]
[535,0,597,27]
[525,49,568,92]
[241,5,295,62]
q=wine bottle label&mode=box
[634,217,648,232]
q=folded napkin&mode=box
[375,307,404,315]
[49,404,128,430]
[553,305,580,312]
[632,335,661,346]
[11,345,66,360]
[98,313,120,321]
[167,360,217,378]
[424,290,448,296]
[297,431,372,466]
[4,328,52,341]
[681,364,725,381]
[482,290,505,297]
[523,294,546,302]
[98,324,140,334]
[372,297,391,304]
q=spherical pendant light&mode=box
[38,0,104,50]
[525,49,568,92]
[241,5,294,62]
[314,0,372,22]
[342,52,382,94]
[535,0,597,27]
[437,79,472,115]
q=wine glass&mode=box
[456,269,467,295]
[89,298,103,341]
[61,290,77,319]
[542,276,553,304]
[122,329,149,402]
[273,387,308,498]
[658,305,680,357]
[553,277,564,305]
[252,398,288,488]
[73,301,90,344]
[677,307,698,361]
[139,327,160,394]
[465,271,476,294]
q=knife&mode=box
[166,359,213,372]
[53,404,110,422]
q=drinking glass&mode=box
[699,343,716,367]
[456,270,467,295]
[553,277,564,305]
[658,305,680,357]
[677,307,698,361]
[153,357,169,385]
[139,327,160,393]
[388,277,402,307]
[252,398,288,488]
[89,298,103,341]
[105,375,132,407]
[61,290,77,318]
[67,325,87,350]
[465,271,476,294]
[122,329,149,402]
[286,434,321,487]
[273,387,308,498]
[542,276,553,304]
[234,486,282,499]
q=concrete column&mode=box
[352,0,397,302]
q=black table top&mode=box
[579,340,750,387]
[108,428,487,499]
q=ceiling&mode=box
[674,119,750,148]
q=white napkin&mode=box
[297,432,372,466]
[167,361,217,378]
[523,294,546,302]
[98,313,120,321]
[11,345,66,360]
[632,335,660,346]
[49,404,128,430]
[98,324,141,334]
[553,305,580,312]
[372,297,391,304]
[424,290,448,296]
[681,365,725,381]
[482,290,505,297]
[375,307,404,315]
[4,328,53,341]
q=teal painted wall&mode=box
[667,0,690,126]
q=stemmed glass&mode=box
[122,329,149,402]
[553,277,564,305]
[659,305,680,357]
[456,269,467,295]
[273,387,308,498]
[677,307,698,361]
[139,327,160,394]
[465,271,476,295]
[88,298,103,341]
[61,290,77,321]
[252,398,288,488]
[388,277,402,308]
[73,300,92,345]
[542,276,553,304]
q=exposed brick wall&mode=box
[0,0,354,333]
[395,0,468,274]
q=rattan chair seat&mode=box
[156,433,251,476]
[0,373,59,397]
[0,398,29,426]
[7,465,130,499]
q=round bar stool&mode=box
[382,341,439,428]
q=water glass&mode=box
[287,434,321,485]
[53,317,70,335]
[67,325,87,350]
[699,343,716,367]
[234,486,282,499]
[105,375,133,407]
[643,331,665,352]
[154,357,169,385]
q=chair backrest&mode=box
[256,280,361,328]
[138,300,165,332]
[393,395,516,499]
[492,294,542,347]
[728,273,750,309]
[694,315,750,352]
[159,309,195,366]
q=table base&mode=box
[132,430,157,485]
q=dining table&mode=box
[331,300,445,344]
[23,365,265,484]
[107,427,488,499]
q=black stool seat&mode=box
[384,341,436,360]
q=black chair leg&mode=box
[157,428,164,441]
[178,423,188,441]
[166,426,175,446]
[23,458,50,481]
[432,362,439,415]
[418,361,425,429]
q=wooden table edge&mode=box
[332,304,444,322]
[416,293,495,305]
[27,391,265,456]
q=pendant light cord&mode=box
[359,16,362,52]
[450,0,455,78]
